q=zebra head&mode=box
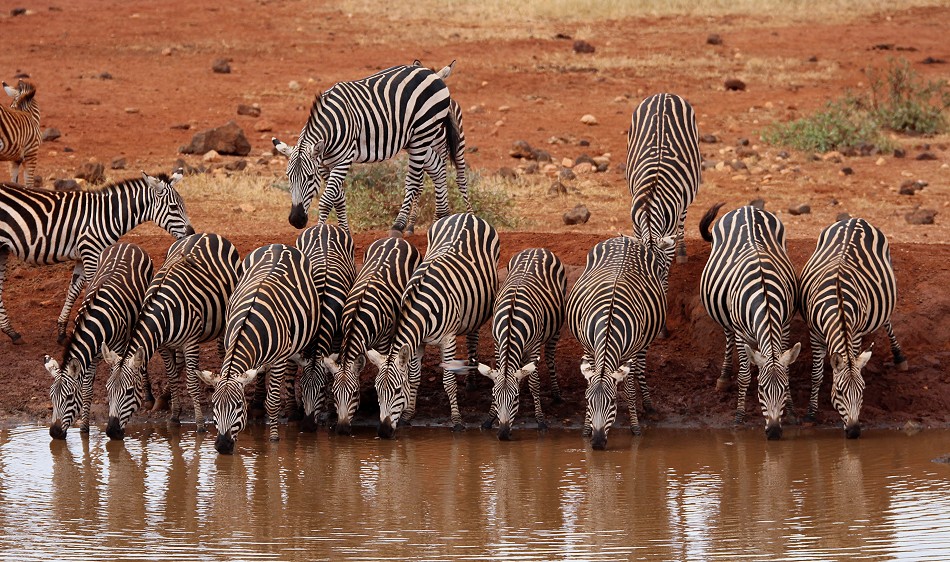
[368,346,411,439]
[746,342,802,440]
[477,361,536,441]
[104,344,149,441]
[582,359,629,450]
[45,355,83,440]
[143,170,195,239]
[199,368,258,454]
[272,136,325,229]
[830,346,873,439]
[297,354,330,431]
[325,352,366,436]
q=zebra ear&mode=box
[43,355,60,377]
[169,168,184,188]
[580,360,595,380]
[746,344,766,369]
[609,364,631,384]
[129,347,148,370]
[365,349,386,368]
[520,362,537,375]
[781,342,802,367]
[309,139,325,159]
[3,82,17,98]
[272,137,292,158]
[855,349,873,370]
[657,236,676,252]
[830,352,846,373]
[142,171,168,195]
[437,60,456,80]
[101,343,121,366]
[396,344,412,370]
[66,358,84,381]
[288,354,307,368]
[236,369,258,386]
[323,354,340,374]
[476,363,494,379]
[197,370,221,386]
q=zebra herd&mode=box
[0,63,909,452]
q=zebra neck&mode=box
[92,179,152,238]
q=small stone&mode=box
[53,178,79,191]
[563,204,591,225]
[574,154,597,166]
[288,80,301,91]
[41,128,61,142]
[821,151,843,162]
[905,208,937,225]
[224,160,247,172]
[899,179,927,195]
[559,169,576,181]
[532,149,552,163]
[724,78,746,91]
[840,167,853,176]
[212,59,232,74]
[580,114,598,125]
[836,212,852,222]
[110,157,127,170]
[573,162,594,175]
[10,8,27,16]
[749,198,766,210]
[894,148,907,158]
[253,120,273,133]
[777,150,790,159]
[578,139,590,147]
[700,134,718,143]
[903,420,923,435]
[549,180,568,195]
[737,138,750,147]
[124,107,139,114]
[63,146,74,153]
[509,140,534,159]
[80,99,101,106]
[730,159,748,171]
[170,123,191,130]
[99,72,113,80]
[498,105,510,112]
[916,152,937,160]
[237,104,261,117]
[75,161,105,184]
[922,57,946,65]
[807,55,818,62]
[788,203,811,216]
[707,34,723,45]
[203,150,221,163]
[496,167,517,180]
[596,162,609,173]
[572,40,595,54]
[736,147,758,158]
[161,47,173,56]
[875,157,886,166]
[612,96,627,104]
[524,162,539,174]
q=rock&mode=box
[212,58,232,74]
[41,128,61,142]
[180,120,251,156]
[575,154,597,166]
[110,157,127,170]
[933,454,950,464]
[840,167,853,176]
[700,134,718,143]
[596,162,609,173]
[749,198,765,210]
[237,104,261,117]
[573,162,594,175]
[807,55,818,62]
[161,47,173,56]
[821,151,843,162]
[563,204,590,225]
[63,146,74,153]
[788,203,811,216]
[174,158,204,176]
[10,8,27,16]
[170,122,191,130]
[524,162,539,174]
[224,160,247,172]
[509,140,534,159]
[706,34,723,45]
[894,148,906,158]
[253,120,273,133]
[902,420,923,435]
[549,181,568,196]
[558,169,576,181]
[875,157,886,166]
[905,208,937,225]
[99,72,113,80]
[572,40,595,54]
[736,147,758,158]
[578,139,590,147]
[916,152,937,160]
[203,150,221,163]
[53,178,79,191]
[288,80,301,91]
[124,107,139,114]
[580,114,598,125]
[777,150,790,159]
[496,167,517,180]
[836,212,852,222]
[75,162,105,184]
[80,99,101,106]
[532,149,552,163]
[899,179,927,195]
[922,57,947,64]
[737,138,750,147]
[730,159,748,171]
[724,78,746,91]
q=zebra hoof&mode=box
[10,332,24,345]
[676,255,688,265]
[896,360,909,372]
[551,393,563,404]
[630,425,642,436]
[537,420,549,432]
[452,423,466,432]
[715,377,730,392]
[168,416,181,425]
[56,333,67,346]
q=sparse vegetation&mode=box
[764,58,949,153]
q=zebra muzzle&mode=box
[288,204,308,229]
[106,417,126,441]
[49,420,67,440]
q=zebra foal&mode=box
[199,244,320,454]
[0,79,40,187]
[44,243,153,439]
[105,233,241,440]
[566,235,671,450]
[799,218,908,438]
[0,169,194,344]
[699,204,801,440]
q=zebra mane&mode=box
[12,81,36,109]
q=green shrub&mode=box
[867,58,950,135]
[763,96,891,153]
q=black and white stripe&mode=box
[199,244,320,454]
[475,248,565,440]
[105,233,241,440]
[566,235,671,450]
[324,237,421,435]
[699,204,801,439]
[0,80,41,187]
[0,170,194,343]
[627,93,702,273]
[799,218,907,438]
[293,224,356,430]
[370,213,499,438]
[272,63,470,234]
[43,243,153,439]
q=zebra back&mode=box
[295,224,357,357]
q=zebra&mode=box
[43,243,153,439]
[292,224,356,430]
[799,218,908,439]
[566,235,671,450]
[471,248,566,441]
[0,169,194,344]
[105,233,241,441]
[198,244,320,454]
[324,236,421,435]
[699,203,802,440]
[368,213,498,438]
[627,93,702,273]
[0,79,40,187]
[272,63,471,235]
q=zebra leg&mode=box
[57,264,86,344]
[439,337,466,431]
[581,354,593,437]
[250,372,267,420]
[405,198,419,236]
[23,151,37,188]
[633,350,653,413]
[400,353,423,426]
[422,145,451,220]
[675,209,688,264]
[283,362,299,421]
[320,166,351,231]
[159,348,181,424]
[0,247,22,343]
[544,334,562,402]
[392,149,427,234]
[885,321,909,371]
[465,332,480,390]
[624,367,642,436]
[529,359,548,432]
[183,343,206,432]
[265,366,284,442]
[807,331,826,422]
[79,363,96,433]
[734,338,753,425]
[716,327,735,391]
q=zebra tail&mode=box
[444,111,461,166]
[699,202,726,243]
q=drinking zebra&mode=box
[293,224,356,430]
[199,244,320,453]
[627,93,702,271]
[105,233,241,440]
[0,169,194,344]
[369,213,499,438]
[44,243,153,439]
[699,204,801,440]
[799,218,908,438]
[272,63,471,234]
[472,248,566,440]
[0,79,40,187]
[567,235,671,450]
[324,237,421,435]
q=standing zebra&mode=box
[473,248,566,440]
[0,79,40,187]
[368,213,498,438]
[0,169,194,344]
[699,204,801,440]
[627,93,702,271]
[800,218,908,439]
[272,63,471,234]
[324,237,421,435]
[105,233,241,441]
[293,224,356,430]
[43,243,153,439]
[566,235,671,450]
[198,244,320,453]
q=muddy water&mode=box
[0,425,948,561]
